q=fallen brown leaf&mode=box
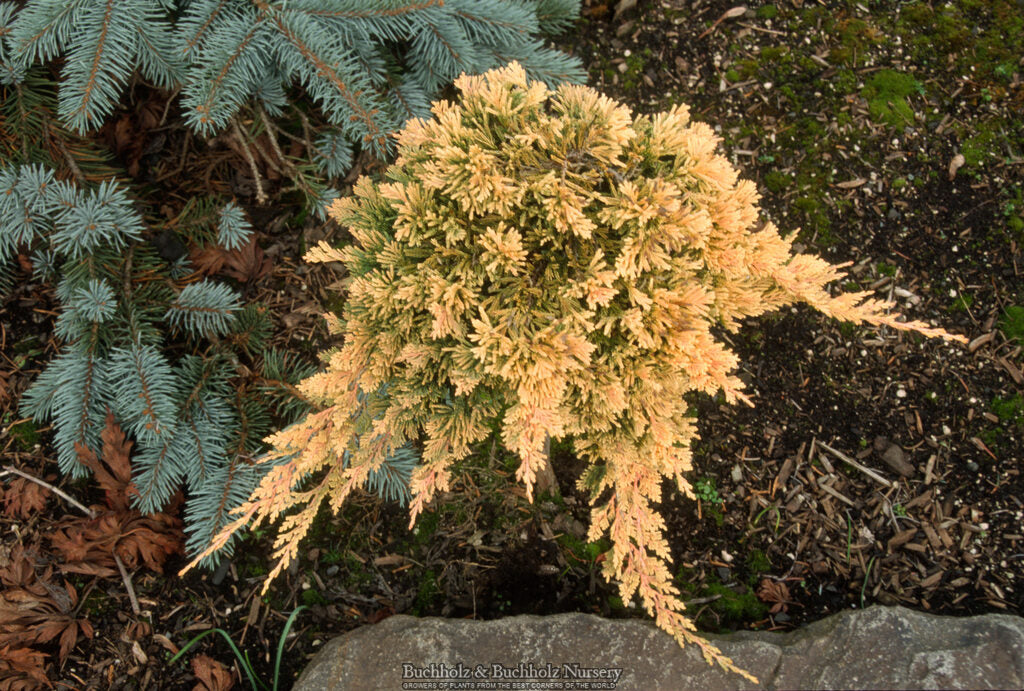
[2,478,50,520]
[75,413,135,511]
[756,578,796,614]
[191,654,235,691]
[190,238,272,283]
[51,511,182,575]
[54,415,183,574]
[0,579,93,664]
[0,644,51,689]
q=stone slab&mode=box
[294,606,1024,690]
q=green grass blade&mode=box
[169,627,266,691]
[273,605,308,691]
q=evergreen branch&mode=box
[312,129,354,178]
[131,436,180,513]
[45,347,108,477]
[427,23,462,68]
[165,279,241,337]
[135,11,186,89]
[451,0,539,44]
[49,179,145,259]
[0,4,19,71]
[176,354,235,419]
[189,19,264,134]
[217,200,254,250]
[533,0,581,34]
[18,350,78,421]
[110,342,179,446]
[9,0,89,65]
[69,278,117,323]
[180,0,233,57]
[270,11,391,153]
[71,339,101,463]
[61,0,118,131]
[203,456,243,540]
[231,385,255,456]
[189,418,212,486]
[254,376,306,406]
[295,0,444,20]
[184,455,246,563]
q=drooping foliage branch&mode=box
[185,64,965,677]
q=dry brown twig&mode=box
[1,465,92,518]
[233,118,267,205]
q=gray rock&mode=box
[876,440,915,477]
[294,606,1024,691]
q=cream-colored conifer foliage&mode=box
[184,63,964,680]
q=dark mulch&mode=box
[1,0,1022,688]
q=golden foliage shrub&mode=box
[185,63,964,679]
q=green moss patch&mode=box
[1000,305,1024,342]
[861,69,922,127]
[7,419,40,451]
[991,394,1024,426]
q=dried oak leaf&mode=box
[756,578,794,614]
[51,511,182,575]
[0,370,13,408]
[190,245,228,277]
[0,645,51,690]
[74,413,135,512]
[0,546,38,590]
[54,416,183,575]
[1,477,50,520]
[98,98,164,177]
[0,581,93,664]
[190,239,272,283]
[191,654,235,691]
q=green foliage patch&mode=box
[1000,306,1024,343]
[861,69,922,128]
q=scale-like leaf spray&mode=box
[186,63,964,681]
